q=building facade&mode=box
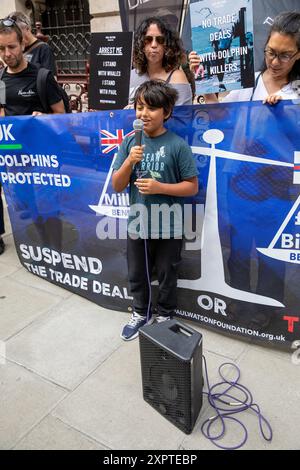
[0,0,121,34]
[0,0,122,111]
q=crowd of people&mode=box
[0,12,63,254]
[0,9,300,341]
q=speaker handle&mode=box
[169,322,196,338]
[169,322,197,338]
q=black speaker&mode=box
[139,319,203,434]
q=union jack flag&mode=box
[294,151,300,184]
[100,129,135,154]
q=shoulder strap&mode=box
[250,72,262,101]
[24,39,43,55]
[165,69,177,83]
[0,67,7,115]
[0,66,6,81]
[37,67,51,113]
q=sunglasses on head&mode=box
[0,17,23,37]
[144,35,165,45]
[0,17,17,27]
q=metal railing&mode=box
[37,0,91,111]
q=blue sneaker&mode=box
[121,312,153,341]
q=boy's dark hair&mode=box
[134,80,178,120]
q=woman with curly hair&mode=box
[128,17,193,106]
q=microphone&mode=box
[133,119,144,146]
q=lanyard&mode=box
[250,72,262,101]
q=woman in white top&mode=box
[128,17,193,106]
[190,11,300,105]
[221,12,300,327]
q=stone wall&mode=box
[89,0,122,32]
[0,0,19,18]
[0,0,44,20]
[0,0,122,32]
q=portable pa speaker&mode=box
[139,319,203,434]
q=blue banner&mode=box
[1,101,300,349]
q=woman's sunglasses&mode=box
[144,35,165,45]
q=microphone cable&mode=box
[133,120,152,324]
[138,182,152,323]
[143,229,152,324]
[201,355,273,450]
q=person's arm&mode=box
[37,44,57,76]
[45,72,66,113]
[187,51,218,104]
[188,51,203,76]
[112,145,144,192]
[31,99,64,115]
[203,93,219,103]
[134,176,198,196]
[126,68,139,108]
[170,68,189,85]
[50,99,65,114]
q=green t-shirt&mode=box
[113,129,198,238]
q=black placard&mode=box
[89,32,133,110]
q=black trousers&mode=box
[0,185,4,236]
[127,237,183,317]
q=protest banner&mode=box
[190,0,254,94]
[1,101,300,349]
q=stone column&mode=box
[89,0,122,32]
[0,0,19,18]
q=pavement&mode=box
[0,199,299,451]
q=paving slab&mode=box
[0,234,22,269]
[9,267,73,299]
[0,277,64,341]
[0,262,19,279]
[0,361,66,450]
[181,349,251,450]
[13,415,107,450]
[182,346,299,450]
[1,200,299,450]
[235,346,300,450]
[53,339,189,450]
[7,295,129,389]
[183,319,250,361]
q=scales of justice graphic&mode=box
[89,153,129,219]
[90,128,299,309]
